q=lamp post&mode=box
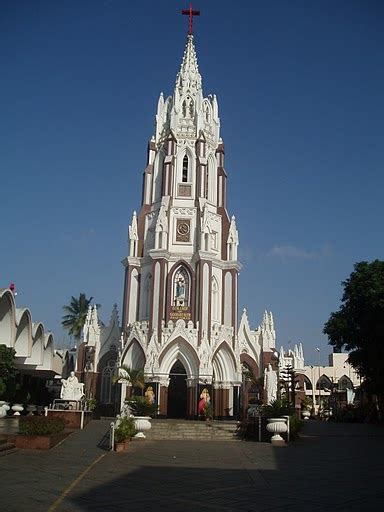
[316,347,321,416]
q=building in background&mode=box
[277,343,361,414]
[75,304,121,416]
[0,287,72,406]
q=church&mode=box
[118,26,277,419]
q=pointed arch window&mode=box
[182,96,194,119]
[173,266,191,307]
[203,101,211,123]
[182,155,189,182]
[101,360,117,404]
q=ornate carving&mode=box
[176,219,191,242]
[172,207,196,216]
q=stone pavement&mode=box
[0,419,384,511]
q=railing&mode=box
[110,420,116,451]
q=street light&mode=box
[316,347,321,415]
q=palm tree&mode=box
[61,293,98,342]
[113,365,145,395]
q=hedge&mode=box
[19,416,66,435]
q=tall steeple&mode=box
[175,35,202,98]
[121,19,242,419]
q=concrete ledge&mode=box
[46,410,92,429]
[8,431,71,450]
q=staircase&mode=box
[0,436,16,456]
[145,419,239,441]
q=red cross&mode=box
[182,4,200,35]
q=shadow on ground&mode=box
[62,422,384,512]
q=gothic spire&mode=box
[175,35,202,98]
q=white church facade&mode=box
[118,34,277,418]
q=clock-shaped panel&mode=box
[176,219,191,242]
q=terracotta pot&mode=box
[115,442,125,452]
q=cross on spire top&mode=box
[182,3,200,35]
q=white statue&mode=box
[264,364,278,404]
[60,371,84,401]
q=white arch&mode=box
[212,342,237,382]
[14,309,32,357]
[175,146,195,192]
[121,339,146,369]
[158,337,199,379]
[42,334,54,369]
[0,290,15,346]
[29,323,44,365]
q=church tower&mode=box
[120,28,243,418]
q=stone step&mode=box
[145,421,239,441]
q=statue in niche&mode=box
[264,364,278,405]
[60,371,84,401]
[174,267,189,307]
[176,278,186,299]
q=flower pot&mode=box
[0,402,10,419]
[134,416,151,438]
[266,417,288,442]
[115,442,125,452]
[26,404,37,415]
[12,404,24,416]
[124,438,131,449]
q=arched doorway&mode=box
[167,360,187,418]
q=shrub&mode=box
[262,398,295,417]
[86,398,97,411]
[127,396,158,417]
[289,415,304,439]
[19,416,66,436]
[204,401,213,419]
[115,416,137,443]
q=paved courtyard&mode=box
[0,419,383,511]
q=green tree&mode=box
[62,293,98,341]
[323,260,384,414]
[0,345,18,398]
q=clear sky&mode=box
[1,0,383,365]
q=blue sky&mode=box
[1,1,383,365]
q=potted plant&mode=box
[204,401,213,421]
[86,398,97,412]
[114,424,126,452]
[263,399,293,443]
[120,416,137,448]
[127,396,158,438]
[301,396,312,420]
